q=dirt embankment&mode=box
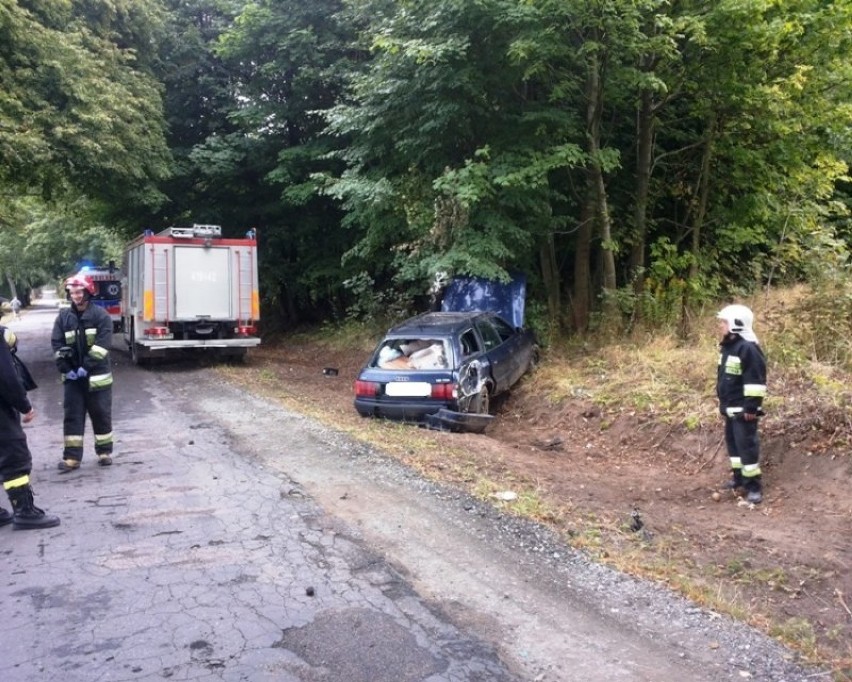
[222,340,852,680]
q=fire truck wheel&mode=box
[129,325,147,367]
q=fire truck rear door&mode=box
[174,246,231,319]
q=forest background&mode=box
[1,0,850,345]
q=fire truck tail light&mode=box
[144,327,173,340]
[236,325,257,336]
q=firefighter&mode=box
[716,304,767,504]
[51,275,114,472]
[0,327,60,529]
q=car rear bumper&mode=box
[354,398,455,421]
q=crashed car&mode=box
[353,302,537,429]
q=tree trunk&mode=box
[5,273,18,299]
[629,88,654,295]
[571,194,594,333]
[681,117,716,337]
[539,234,561,326]
[689,118,716,282]
[584,48,617,320]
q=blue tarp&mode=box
[441,274,526,328]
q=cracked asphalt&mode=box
[2,303,514,682]
[1,299,821,682]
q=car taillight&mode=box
[431,382,456,400]
[236,324,257,336]
[354,380,380,397]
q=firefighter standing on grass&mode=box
[51,275,114,472]
[716,304,767,504]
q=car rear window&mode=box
[374,338,449,370]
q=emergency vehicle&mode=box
[121,224,260,364]
[72,265,123,333]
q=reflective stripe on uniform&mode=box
[85,327,97,345]
[3,474,29,490]
[724,355,742,375]
[3,328,17,349]
[743,383,767,398]
[742,463,762,478]
[64,330,75,344]
[726,406,744,417]
[94,432,114,446]
[729,457,742,470]
[89,373,113,389]
[64,435,84,447]
[89,344,109,360]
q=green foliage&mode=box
[340,271,413,324]
[3,0,852,337]
[0,0,172,208]
[0,196,124,287]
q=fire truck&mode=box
[74,264,124,333]
[121,224,260,364]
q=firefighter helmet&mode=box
[65,275,96,297]
[717,304,758,342]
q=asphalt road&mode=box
[0,298,818,682]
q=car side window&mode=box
[475,320,501,351]
[490,316,516,342]
[460,329,481,357]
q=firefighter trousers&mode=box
[724,416,762,490]
[1,438,32,487]
[63,381,113,462]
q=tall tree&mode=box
[324,0,588,322]
[651,0,852,310]
[205,0,362,325]
[0,0,172,211]
[1,0,172,288]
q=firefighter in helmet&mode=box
[716,304,767,504]
[0,327,60,528]
[51,275,114,472]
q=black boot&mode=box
[744,477,763,504]
[722,469,744,490]
[7,485,61,530]
[0,507,12,527]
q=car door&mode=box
[475,317,514,393]
[489,314,531,385]
[455,327,487,410]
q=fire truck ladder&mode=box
[151,246,171,322]
[235,248,254,323]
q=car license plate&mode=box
[385,382,432,397]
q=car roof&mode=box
[385,311,494,336]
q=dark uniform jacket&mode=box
[51,304,113,390]
[0,328,32,439]
[717,334,767,417]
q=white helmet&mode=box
[717,304,758,343]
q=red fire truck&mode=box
[121,224,260,364]
[73,265,124,333]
